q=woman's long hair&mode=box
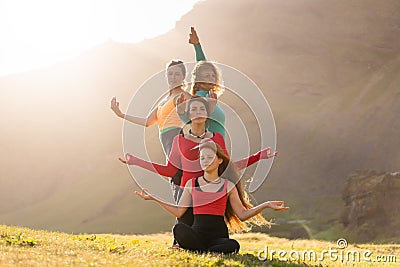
[191,61,225,97]
[198,141,271,233]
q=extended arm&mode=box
[228,185,288,221]
[119,136,181,177]
[189,27,206,62]
[111,97,157,127]
[234,148,278,170]
[212,134,277,170]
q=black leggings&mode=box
[173,215,240,254]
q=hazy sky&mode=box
[0,0,200,77]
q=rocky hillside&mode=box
[342,170,400,242]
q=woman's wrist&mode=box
[263,202,271,210]
[126,154,137,165]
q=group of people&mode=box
[111,27,288,254]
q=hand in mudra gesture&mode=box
[135,188,156,201]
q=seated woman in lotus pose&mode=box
[135,140,288,253]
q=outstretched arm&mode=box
[119,136,181,177]
[111,96,157,127]
[212,134,277,169]
[234,148,278,170]
[228,185,288,221]
[189,27,206,62]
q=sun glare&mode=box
[0,0,200,77]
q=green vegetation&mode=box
[1,225,399,266]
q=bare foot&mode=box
[169,244,182,249]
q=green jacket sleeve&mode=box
[194,43,206,62]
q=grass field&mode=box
[1,225,399,266]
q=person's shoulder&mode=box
[223,178,234,186]
[172,132,183,142]
[158,95,170,106]
[172,131,188,146]
[184,178,194,188]
[211,132,225,142]
[224,179,237,194]
[177,130,188,140]
[212,132,223,138]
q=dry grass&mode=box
[1,225,399,266]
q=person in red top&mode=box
[119,96,277,227]
[136,140,288,253]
